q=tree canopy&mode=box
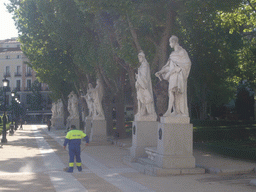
[6,0,256,124]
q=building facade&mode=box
[0,38,51,122]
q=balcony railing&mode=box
[25,72,32,77]
[3,72,11,77]
[14,72,22,77]
[24,87,32,91]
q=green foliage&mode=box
[7,0,256,121]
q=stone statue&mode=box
[92,79,105,120]
[155,35,191,117]
[67,91,79,119]
[135,51,157,121]
[51,102,57,118]
[57,99,64,118]
[81,83,94,118]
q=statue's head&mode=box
[88,83,93,89]
[96,79,101,85]
[138,50,145,63]
[169,35,179,48]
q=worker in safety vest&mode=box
[63,125,89,172]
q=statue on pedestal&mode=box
[51,102,57,119]
[67,91,79,119]
[81,83,94,118]
[135,51,157,121]
[92,79,105,120]
[155,35,191,117]
[57,99,64,118]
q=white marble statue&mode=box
[67,91,79,119]
[155,35,191,117]
[81,83,94,118]
[51,102,57,119]
[92,79,105,120]
[57,99,64,118]
[135,51,157,121]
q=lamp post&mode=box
[11,91,15,124]
[9,91,15,135]
[1,77,9,143]
[14,96,18,130]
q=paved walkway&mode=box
[0,124,256,192]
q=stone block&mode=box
[181,168,205,174]
[90,120,107,142]
[130,121,158,158]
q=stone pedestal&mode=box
[155,121,195,169]
[50,118,56,127]
[85,117,93,137]
[130,121,158,159]
[55,117,65,129]
[90,120,107,142]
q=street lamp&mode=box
[1,77,9,143]
[9,91,16,135]
[11,91,15,124]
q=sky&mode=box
[0,0,19,40]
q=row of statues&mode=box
[81,79,105,120]
[136,35,191,120]
[51,35,191,124]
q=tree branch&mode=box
[247,0,256,12]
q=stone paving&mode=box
[0,124,256,192]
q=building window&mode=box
[6,55,10,59]
[4,66,10,77]
[26,66,32,76]
[17,55,20,59]
[15,66,21,76]
[27,79,32,90]
[16,80,21,91]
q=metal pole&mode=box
[1,87,7,143]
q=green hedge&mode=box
[194,142,256,161]
[191,119,256,127]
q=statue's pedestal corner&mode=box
[160,115,190,124]
[134,114,157,122]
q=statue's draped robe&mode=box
[136,60,155,115]
[92,81,105,118]
[161,46,191,116]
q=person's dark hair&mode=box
[71,125,76,129]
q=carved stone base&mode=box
[54,118,65,129]
[160,115,190,124]
[155,123,195,169]
[130,121,158,158]
[134,114,157,122]
[123,156,205,176]
[85,117,93,137]
[90,120,107,142]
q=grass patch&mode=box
[195,140,256,161]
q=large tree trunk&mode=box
[152,9,176,116]
[115,68,126,138]
[103,90,114,136]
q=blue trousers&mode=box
[68,144,81,167]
